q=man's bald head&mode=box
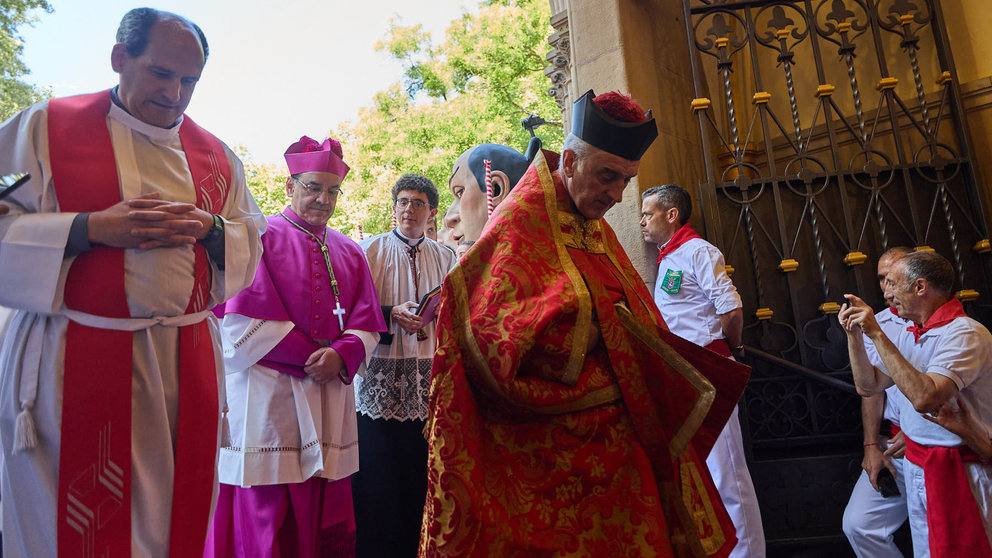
[116,8,208,61]
[111,8,209,127]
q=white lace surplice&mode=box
[358,231,456,421]
[215,315,378,487]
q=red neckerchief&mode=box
[656,223,702,263]
[906,297,966,343]
[889,306,900,317]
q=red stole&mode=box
[657,222,702,263]
[904,435,992,557]
[47,89,229,557]
[907,298,966,343]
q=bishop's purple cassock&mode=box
[205,136,385,558]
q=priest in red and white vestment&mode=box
[0,9,264,557]
[420,90,750,557]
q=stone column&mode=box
[545,0,708,284]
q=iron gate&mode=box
[680,0,992,553]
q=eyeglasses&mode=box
[394,198,429,210]
[294,177,343,198]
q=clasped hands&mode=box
[304,346,345,384]
[87,192,213,250]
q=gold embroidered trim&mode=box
[681,458,728,554]
[448,253,624,415]
[613,303,715,459]
[537,153,592,386]
[558,212,606,253]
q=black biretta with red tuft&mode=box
[571,89,658,161]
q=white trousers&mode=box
[842,457,908,557]
[903,458,992,557]
[705,405,766,558]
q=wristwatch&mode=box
[731,344,745,360]
[202,214,224,243]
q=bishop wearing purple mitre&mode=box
[205,136,386,558]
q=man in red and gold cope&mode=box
[419,90,750,557]
[0,8,265,557]
[205,136,386,557]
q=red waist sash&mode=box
[704,338,732,358]
[48,89,229,557]
[904,434,992,557]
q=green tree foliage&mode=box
[0,0,52,121]
[237,147,289,216]
[325,0,563,237]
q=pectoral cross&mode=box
[333,300,347,330]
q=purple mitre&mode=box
[284,135,350,178]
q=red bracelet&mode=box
[863,441,878,447]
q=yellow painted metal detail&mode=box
[837,22,852,33]
[936,71,952,86]
[815,84,835,98]
[819,302,842,314]
[776,29,790,40]
[755,307,774,320]
[843,251,868,266]
[956,289,980,302]
[778,258,799,272]
[914,245,934,252]
[725,264,735,277]
[716,37,730,48]
[972,239,990,253]
[753,91,772,105]
[899,14,915,25]
[691,98,712,113]
[877,77,899,91]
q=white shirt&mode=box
[653,236,742,347]
[867,315,992,446]
[863,309,911,425]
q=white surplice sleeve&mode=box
[218,313,294,372]
[0,101,78,315]
[213,149,266,304]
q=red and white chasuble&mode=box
[0,90,265,557]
